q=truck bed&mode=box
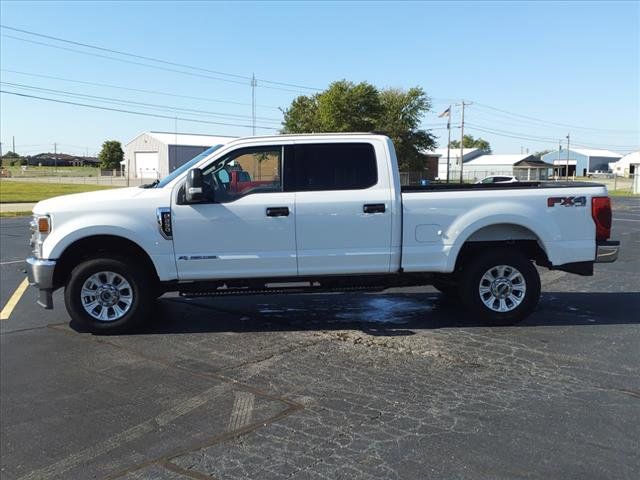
[401,181,604,192]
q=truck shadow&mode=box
[102,291,640,336]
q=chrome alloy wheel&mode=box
[478,264,527,313]
[80,271,133,322]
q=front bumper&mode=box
[595,240,620,263]
[26,257,56,309]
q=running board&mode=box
[179,281,387,298]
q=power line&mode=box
[2,34,251,86]
[1,68,282,110]
[0,25,321,92]
[465,123,639,152]
[0,90,280,131]
[468,108,638,141]
[468,110,640,147]
[473,101,637,134]
[1,81,283,123]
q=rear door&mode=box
[286,141,393,275]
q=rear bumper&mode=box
[25,257,56,309]
[595,240,620,263]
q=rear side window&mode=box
[285,143,377,192]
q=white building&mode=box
[430,148,483,180]
[609,151,639,178]
[124,131,236,179]
[542,148,621,177]
[462,154,553,182]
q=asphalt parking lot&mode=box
[1,197,639,480]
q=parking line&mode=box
[0,260,25,265]
[0,278,29,320]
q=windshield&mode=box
[155,144,224,188]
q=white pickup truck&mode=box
[26,134,619,333]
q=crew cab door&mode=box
[285,141,393,275]
[171,144,297,280]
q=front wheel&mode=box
[64,256,153,334]
[459,249,540,325]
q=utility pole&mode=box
[457,100,472,183]
[12,136,15,154]
[251,73,257,136]
[558,140,562,180]
[438,106,452,182]
[54,142,57,172]
[446,111,452,183]
[565,133,570,180]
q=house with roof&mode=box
[462,154,553,181]
[541,148,621,177]
[123,131,236,179]
[608,151,639,178]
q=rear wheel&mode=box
[64,256,153,334]
[459,249,540,324]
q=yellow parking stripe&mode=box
[0,278,29,320]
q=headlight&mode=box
[30,214,50,258]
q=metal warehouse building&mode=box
[124,131,236,179]
[542,148,621,177]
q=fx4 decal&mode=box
[547,196,587,207]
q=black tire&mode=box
[459,248,540,325]
[64,256,153,334]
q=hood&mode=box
[33,187,148,215]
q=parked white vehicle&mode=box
[476,175,519,184]
[27,134,619,333]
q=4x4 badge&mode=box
[547,196,587,207]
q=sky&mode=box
[0,0,638,157]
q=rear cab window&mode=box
[284,143,377,192]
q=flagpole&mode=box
[446,106,451,183]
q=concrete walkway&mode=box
[0,203,35,215]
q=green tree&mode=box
[449,135,491,152]
[533,149,551,160]
[377,87,434,170]
[281,80,436,170]
[1,151,23,166]
[98,140,123,169]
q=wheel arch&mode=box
[450,222,551,273]
[52,235,160,289]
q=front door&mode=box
[172,145,297,280]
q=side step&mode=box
[179,281,387,298]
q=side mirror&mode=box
[185,168,205,203]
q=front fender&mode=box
[43,213,177,281]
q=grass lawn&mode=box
[0,211,33,217]
[0,181,117,203]
[608,190,639,197]
[3,165,101,177]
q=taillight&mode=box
[591,196,611,241]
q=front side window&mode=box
[200,146,282,203]
[285,143,377,192]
